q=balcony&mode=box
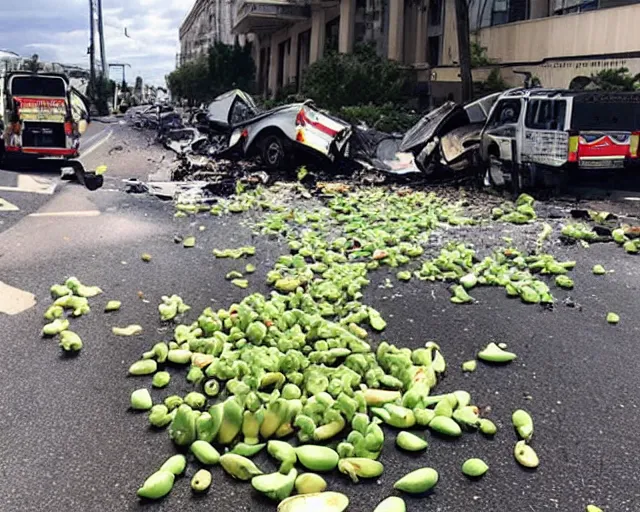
[233,0,311,34]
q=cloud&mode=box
[0,0,196,85]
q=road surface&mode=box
[0,123,639,512]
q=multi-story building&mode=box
[231,0,640,101]
[178,0,238,66]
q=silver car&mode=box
[206,90,352,169]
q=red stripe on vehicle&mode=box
[299,110,339,137]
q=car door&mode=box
[482,98,523,163]
[70,87,90,134]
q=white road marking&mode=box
[0,281,36,315]
[0,174,56,195]
[623,197,640,202]
[79,129,113,161]
[28,210,101,218]
[0,198,20,211]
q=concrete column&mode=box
[339,0,355,53]
[415,0,427,63]
[388,0,404,61]
[268,38,279,98]
[309,7,326,64]
[289,32,300,86]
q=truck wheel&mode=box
[260,135,286,170]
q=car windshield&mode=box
[10,75,66,97]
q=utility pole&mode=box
[88,0,96,95]
[97,0,108,76]
[455,0,473,102]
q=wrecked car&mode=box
[480,89,640,188]
[399,93,500,173]
[203,90,353,169]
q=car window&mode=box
[10,76,66,97]
[525,100,566,130]
[487,99,522,128]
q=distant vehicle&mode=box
[479,88,640,188]
[206,90,352,169]
[0,70,90,164]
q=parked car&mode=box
[205,90,353,169]
[479,88,640,188]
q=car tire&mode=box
[260,134,286,170]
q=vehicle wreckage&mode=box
[141,88,639,187]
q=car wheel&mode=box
[260,135,286,170]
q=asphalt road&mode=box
[0,126,639,512]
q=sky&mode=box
[0,0,196,86]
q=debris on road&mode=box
[104,300,122,312]
[112,324,143,336]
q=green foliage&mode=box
[589,67,640,91]
[474,68,508,96]
[207,41,256,97]
[301,44,411,110]
[166,42,256,105]
[166,56,210,106]
[337,104,420,133]
[470,42,493,68]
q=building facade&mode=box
[178,0,238,66]
[229,0,640,101]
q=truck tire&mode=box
[260,134,286,170]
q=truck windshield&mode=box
[571,93,640,132]
[10,76,66,97]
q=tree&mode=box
[166,42,256,105]
[589,67,640,91]
[455,0,473,102]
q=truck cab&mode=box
[1,71,89,163]
[480,88,640,189]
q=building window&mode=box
[429,0,442,26]
[553,0,599,15]
[277,39,291,90]
[325,16,340,53]
[354,0,389,57]
[428,36,441,66]
[297,29,311,90]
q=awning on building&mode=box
[233,0,311,34]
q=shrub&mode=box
[301,43,411,110]
[337,104,419,133]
